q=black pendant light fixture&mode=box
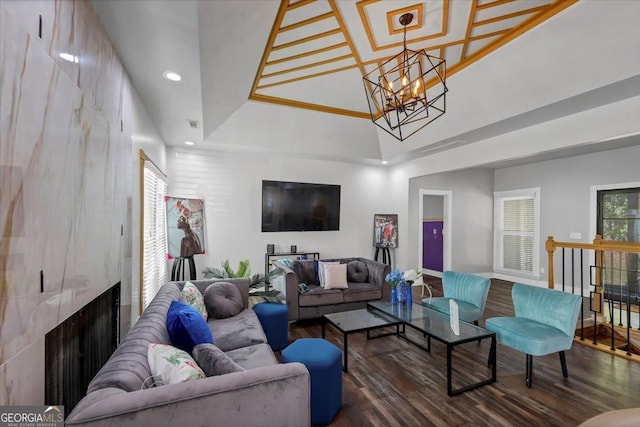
[362,13,447,141]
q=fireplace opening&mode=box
[45,283,120,417]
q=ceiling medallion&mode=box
[362,13,447,142]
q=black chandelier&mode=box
[362,13,447,142]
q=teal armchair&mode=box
[421,271,491,325]
[485,283,582,387]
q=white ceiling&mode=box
[92,0,640,166]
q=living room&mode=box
[1,0,639,425]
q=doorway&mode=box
[589,182,640,328]
[597,187,640,314]
[419,189,452,277]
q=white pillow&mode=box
[148,343,205,385]
[324,263,348,289]
[318,261,340,287]
[181,281,208,320]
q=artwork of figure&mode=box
[166,197,206,258]
[373,214,398,248]
[177,215,202,257]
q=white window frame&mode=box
[494,187,541,279]
[141,156,168,311]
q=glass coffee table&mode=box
[367,300,496,396]
[322,309,402,372]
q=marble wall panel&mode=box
[2,0,80,85]
[1,0,79,355]
[0,337,45,406]
[119,81,133,313]
[0,0,133,404]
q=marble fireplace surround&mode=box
[1,0,133,405]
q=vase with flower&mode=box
[397,280,409,304]
[385,269,404,304]
[402,269,423,306]
[386,268,424,305]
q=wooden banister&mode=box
[546,235,640,288]
[546,234,640,362]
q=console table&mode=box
[264,251,320,289]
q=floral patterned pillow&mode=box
[181,281,208,320]
[147,343,205,385]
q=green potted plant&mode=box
[202,259,284,300]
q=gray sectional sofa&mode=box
[276,257,391,321]
[66,278,310,427]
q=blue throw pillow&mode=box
[313,259,320,285]
[166,300,213,354]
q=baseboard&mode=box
[421,269,442,278]
[421,270,556,289]
[490,272,548,288]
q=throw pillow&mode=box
[279,258,293,267]
[292,260,315,285]
[180,281,208,320]
[347,260,369,283]
[324,263,348,289]
[192,343,245,377]
[166,300,214,354]
[318,261,340,287]
[147,343,205,385]
[203,282,244,319]
[313,259,320,284]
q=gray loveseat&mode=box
[66,278,310,427]
[276,257,391,321]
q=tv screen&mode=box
[262,180,340,232]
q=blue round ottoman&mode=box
[281,338,342,425]
[252,302,289,351]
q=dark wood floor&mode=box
[288,279,640,427]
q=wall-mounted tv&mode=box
[262,180,341,232]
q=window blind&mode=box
[494,189,540,277]
[142,164,168,310]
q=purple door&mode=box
[423,221,443,271]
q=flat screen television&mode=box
[262,180,340,232]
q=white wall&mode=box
[423,195,444,219]
[408,169,494,274]
[165,147,390,280]
[494,144,640,287]
[130,87,168,322]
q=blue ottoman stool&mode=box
[281,338,342,425]
[252,303,289,351]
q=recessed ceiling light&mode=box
[381,160,388,165]
[163,71,182,82]
[59,52,79,63]
[184,141,195,146]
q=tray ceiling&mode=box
[250,0,576,118]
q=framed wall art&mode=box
[373,214,398,248]
[166,197,206,258]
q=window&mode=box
[494,188,540,278]
[141,159,168,311]
[597,188,640,242]
[597,187,639,289]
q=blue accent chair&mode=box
[421,271,491,325]
[485,283,582,387]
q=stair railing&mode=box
[545,235,640,361]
